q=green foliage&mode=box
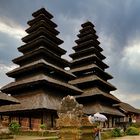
[125,126,139,135]
[16,130,56,137]
[0,134,13,139]
[111,128,122,137]
[9,121,20,134]
[101,131,112,140]
[40,123,47,130]
[131,122,140,128]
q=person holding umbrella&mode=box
[88,112,107,140]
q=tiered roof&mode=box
[1,8,82,96]
[113,102,140,114]
[0,92,19,106]
[69,21,123,116]
[0,8,82,113]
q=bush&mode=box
[101,131,112,140]
[131,122,140,128]
[9,121,20,134]
[111,128,122,137]
[16,130,56,137]
[40,123,47,130]
[125,126,139,135]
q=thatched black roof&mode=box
[0,92,19,106]
[83,101,125,116]
[7,59,75,79]
[0,92,60,113]
[1,74,82,94]
[75,88,120,103]
[69,75,116,91]
[113,102,140,114]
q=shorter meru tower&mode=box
[69,21,125,127]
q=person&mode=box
[93,127,101,140]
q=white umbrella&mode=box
[88,115,95,124]
[93,112,107,122]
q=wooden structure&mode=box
[69,21,125,128]
[113,102,140,124]
[0,8,82,130]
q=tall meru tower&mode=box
[0,8,82,130]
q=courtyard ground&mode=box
[108,135,140,140]
[4,135,140,140]
[4,135,58,140]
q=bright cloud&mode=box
[0,17,26,39]
[0,63,17,88]
[121,38,140,70]
[0,63,17,71]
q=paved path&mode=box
[5,135,58,140]
[108,135,140,140]
[6,135,140,140]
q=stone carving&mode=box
[56,95,95,140]
[58,95,83,119]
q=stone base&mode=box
[58,126,94,140]
[57,116,97,140]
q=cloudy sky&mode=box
[0,0,140,108]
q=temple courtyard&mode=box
[109,135,140,140]
[2,135,140,140]
[3,135,58,140]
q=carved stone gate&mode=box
[56,95,97,140]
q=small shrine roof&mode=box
[14,46,69,67]
[32,8,53,19]
[26,20,59,35]
[28,14,57,28]
[22,27,63,45]
[0,92,19,106]
[7,59,75,79]
[73,40,103,52]
[69,74,116,90]
[83,102,125,116]
[18,36,66,56]
[71,54,109,69]
[75,88,120,103]
[69,47,105,60]
[70,64,113,79]
[81,21,95,28]
[113,102,140,114]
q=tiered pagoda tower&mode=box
[0,8,82,130]
[69,21,124,127]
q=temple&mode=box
[0,8,140,130]
[69,21,126,127]
[0,8,82,130]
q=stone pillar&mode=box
[56,95,97,140]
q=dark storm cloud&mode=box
[0,0,44,26]
[0,33,22,64]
